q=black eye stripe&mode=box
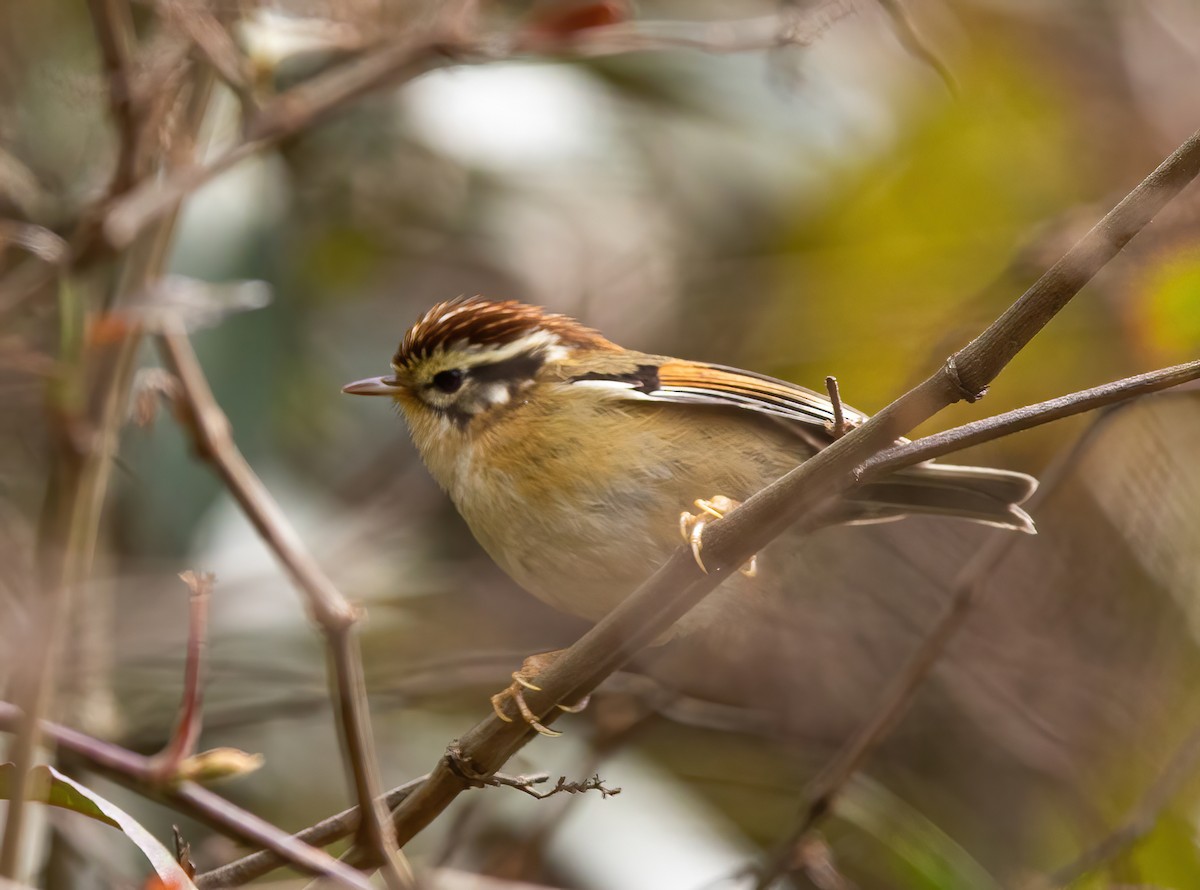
[468,352,545,384]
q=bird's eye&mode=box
[432,369,465,394]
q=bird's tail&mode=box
[846,462,1038,534]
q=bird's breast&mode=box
[438,394,797,628]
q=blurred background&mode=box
[2,0,1200,887]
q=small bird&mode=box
[344,297,1036,733]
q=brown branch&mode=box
[753,368,1200,885]
[155,327,411,886]
[0,3,143,874]
[194,768,562,888]
[149,571,213,781]
[862,358,1200,478]
[825,376,849,439]
[85,0,141,193]
[101,5,846,250]
[195,361,1200,885]
[0,702,375,890]
[371,125,1200,857]
[1044,721,1200,888]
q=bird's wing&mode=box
[568,359,868,437]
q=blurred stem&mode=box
[0,52,217,880]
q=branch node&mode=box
[943,355,987,403]
[445,742,491,787]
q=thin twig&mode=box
[0,702,375,889]
[85,0,141,193]
[0,3,145,874]
[149,571,213,781]
[825,376,849,439]
[156,326,411,886]
[862,358,1200,478]
[374,125,1200,857]
[1045,720,1200,887]
[101,6,847,249]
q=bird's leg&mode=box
[679,495,758,577]
[490,649,591,738]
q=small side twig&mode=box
[505,774,622,802]
[445,743,617,798]
[148,571,212,781]
[825,376,849,439]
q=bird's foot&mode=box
[679,495,758,577]
[490,650,591,737]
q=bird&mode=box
[343,297,1037,733]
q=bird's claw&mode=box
[679,495,758,577]
[490,652,589,737]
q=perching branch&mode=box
[375,125,1200,856]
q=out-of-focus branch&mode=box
[85,0,140,193]
[148,571,212,781]
[0,1,144,876]
[101,4,847,249]
[155,326,411,886]
[0,702,375,890]
[1043,720,1200,888]
[873,0,956,93]
[375,125,1200,856]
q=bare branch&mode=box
[0,702,375,889]
[85,0,141,193]
[156,327,411,884]
[752,365,1200,885]
[862,358,1200,478]
[149,571,213,781]
[101,5,847,249]
[374,125,1200,857]
[825,376,850,439]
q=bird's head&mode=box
[343,297,617,429]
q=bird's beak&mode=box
[342,375,404,396]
